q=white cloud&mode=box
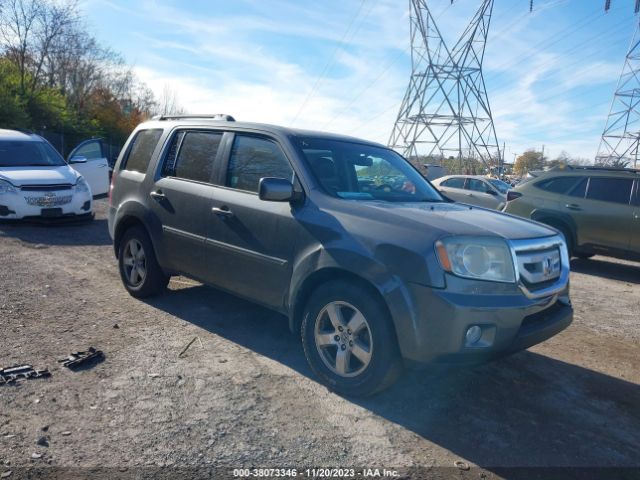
[85,0,637,161]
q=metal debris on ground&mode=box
[58,347,104,369]
[0,365,51,386]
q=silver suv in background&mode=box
[108,115,572,396]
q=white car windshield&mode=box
[0,140,66,167]
[296,138,444,203]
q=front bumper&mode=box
[398,282,573,365]
[0,190,92,220]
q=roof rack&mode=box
[563,165,640,174]
[152,114,236,122]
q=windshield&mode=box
[0,140,66,167]
[295,138,443,203]
[488,178,510,194]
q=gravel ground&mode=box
[0,200,639,479]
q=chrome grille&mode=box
[508,236,569,300]
[516,247,561,285]
[21,184,72,191]
[24,194,73,207]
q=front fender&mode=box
[287,246,428,361]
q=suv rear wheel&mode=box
[301,281,403,396]
[118,226,169,298]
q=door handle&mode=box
[150,190,166,201]
[212,206,234,218]
[565,203,581,211]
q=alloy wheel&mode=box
[314,301,373,378]
[122,238,147,287]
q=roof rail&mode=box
[563,165,640,174]
[152,114,236,122]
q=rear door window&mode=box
[122,129,163,173]
[586,177,634,205]
[467,179,490,193]
[568,178,588,198]
[535,176,581,195]
[226,135,293,193]
[162,131,223,183]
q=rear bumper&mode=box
[394,282,573,366]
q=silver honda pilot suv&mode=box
[108,115,572,396]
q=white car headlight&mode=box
[75,176,90,193]
[0,179,17,195]
[435,236,516,283]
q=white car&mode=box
[431,175,510,210]
[0,129,107,220]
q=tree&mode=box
[154,84,185,116]
[514,150,544,176]
[0,0,162,154]
[0,0,78,97]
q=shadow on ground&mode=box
[0,218,111,247]
[148,283,640,469]
[571,257,640,284]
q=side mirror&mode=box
[259,177,294,202]
[69,156,88,164]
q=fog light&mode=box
[466,326,482,345]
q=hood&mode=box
[0,166,79,187]
[348,201,556,241]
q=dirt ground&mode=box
[0,200,639,479]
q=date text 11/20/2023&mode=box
[232,468,400,477]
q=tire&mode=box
[118,226,169,298]
[301,281,403,397]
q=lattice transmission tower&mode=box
[596,19,640,167]
[389,0,500,168]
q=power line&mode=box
[289,0,369,126]
[323,0,455,131]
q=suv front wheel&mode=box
[301,281,403,396]
[118,226,169,298]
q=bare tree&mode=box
[155,84,185,116]
[0,0,78,96]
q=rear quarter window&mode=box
[121,129,163,174]
[586,177,634,205]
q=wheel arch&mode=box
[530,209,577,247]
[289,267,394,338]
[113,215,147,258]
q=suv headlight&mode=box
[75,176,90,193]
[435,236,516,283]
[0,179,17,195]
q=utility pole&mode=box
[388,0,500,168]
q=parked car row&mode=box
[430,168,640,263]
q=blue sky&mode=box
[82,0,639,161]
